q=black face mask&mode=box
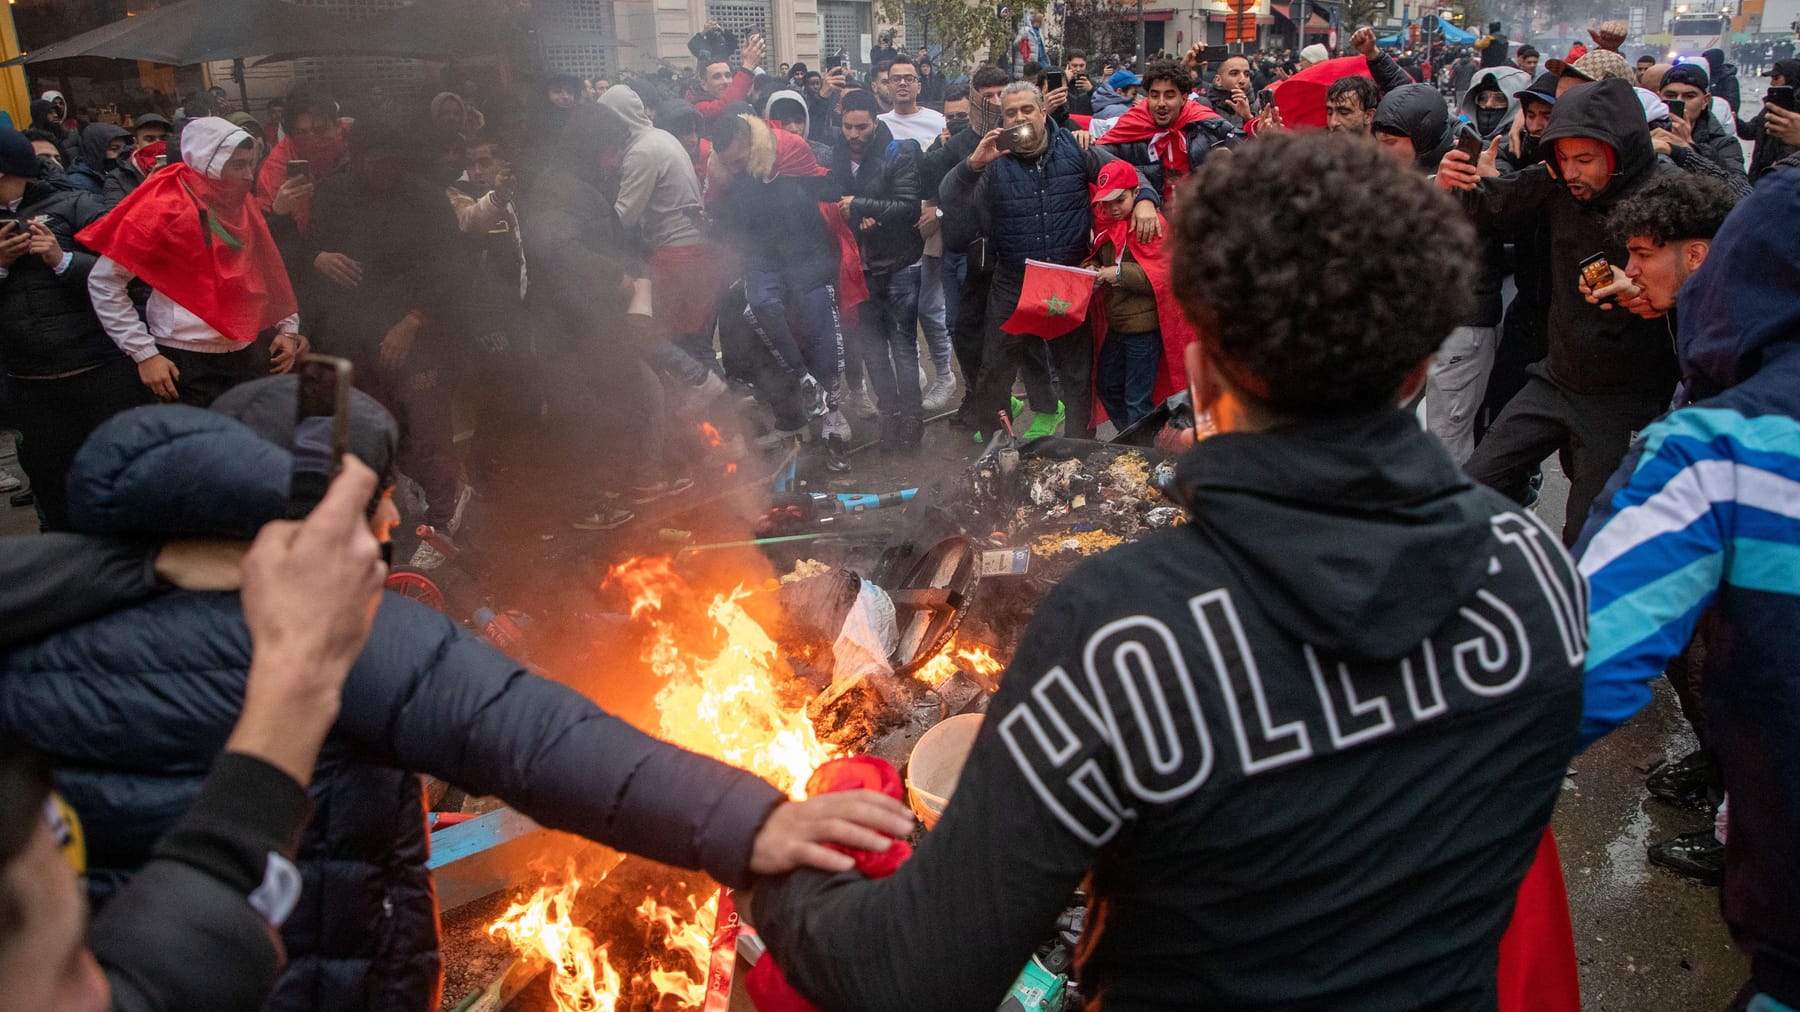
[947,113,971,134]
[1475,106,1505,135]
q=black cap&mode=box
[0,129,43,178]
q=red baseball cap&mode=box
[1090,161,1137,205]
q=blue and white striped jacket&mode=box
[1574,169,1800,1004]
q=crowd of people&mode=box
[1,14,1798,1012]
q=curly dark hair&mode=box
[1608,174,1738,246]
[1141,59,1193,94]
[1326,75,1380,112]
[1170,131,1476,417]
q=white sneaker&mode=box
[922,374,957,413]
[409,540,449,571]
[0,466,20,494]
[819,409,852,442]
[799,374,830,418]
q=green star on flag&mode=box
[1001,258,1096,339]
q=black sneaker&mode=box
[1646,749,1717,813]
[1647,829,1724,885]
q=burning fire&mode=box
[914,640,1007,688]
[609,556,838,797]
[640,892,717,1006]
[489,869,623,1012]
[487,558,837,1009]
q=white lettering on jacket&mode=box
[998,513,1585,845]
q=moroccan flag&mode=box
[1002,259,1098,339]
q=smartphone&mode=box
[996,122,1037,153]
[1455,123,1483,162]
[286,159,312,179]
[1578,252,1613,294]
[1665,98,1685,120]
[288,355,354,519]
[826,51,845,69]
[1766,85,1796,112]
[1258,87,1275,107]
[1044,69,1065,91]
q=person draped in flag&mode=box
[939,81,1160,442]
[82,116,306,407]
[1097,60,1242,206]
[1082,160,1196,427]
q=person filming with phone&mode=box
[1437,77,1684,544]
[1739,59,1800,180]
[941,81,1160,442]
[82,117,309,409]
[1654,63,1747,181]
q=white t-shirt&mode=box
[880,107,947,148]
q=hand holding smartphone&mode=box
[288,355,355,520]
[1766,85,1796,112]
[286,159,312,180]
[1454,123,1483,163]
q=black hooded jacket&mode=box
[1458,78,1681,395]
[753,409,1584,1010]
[68,122,129,196]
[1375,85,1506,326]
[1741,60,1800,179]
[1703,48,1741,114]
[831,121,924,276]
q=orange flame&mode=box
[914,640,1007,688]
[638,892,717,1006]
[609,556,838,798]
[699,422,724,448]
[488,868,623,1012]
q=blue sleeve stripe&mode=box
[1634,407,1800,470]
[1583,458,1800,576]
[1728,537,1800,597]
[1625,436,1800,503]
[1587,503,1800,612]
[1587,552,1724,670]
[1579,593,1713,748]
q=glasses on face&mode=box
[890,75,919,84]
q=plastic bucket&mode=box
[905,713,984,829]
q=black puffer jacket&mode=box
[831,122,924,276]
[0,405,787,1011]
[1459,78,1681,396]
[0,180,122,379]
[1688,108,1748,175]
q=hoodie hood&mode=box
[1090,82,1134,116]
[1457,66,1532,140]
[1538,77,1657,206]
[764,88,812,141]
[599,85,653,138]
[1634,87,1671,124]
[1677,169,1800,401]
[1702,48,1728,79]
[1173,409,1500,658]
[1372,83,1456,169]
[66,379,398,538]
[75,122,129,171]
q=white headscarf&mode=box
[180,116,252,179]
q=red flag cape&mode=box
[1097,100,1222,201]
[78,162,298,345]
[1497,828,1581,1012]
[1270,56,1376,130]
[1087,213,1196,427]
[770,127,870,325]
[1003,259,1097,338]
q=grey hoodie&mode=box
[598,85,704,251]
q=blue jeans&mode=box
[1095,328,1161,427]
[859,265,924,420]
[918,254,953,375]
[743,268,845,401]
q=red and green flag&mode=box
[1001,259,1098,339]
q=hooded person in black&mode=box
[1481,73,1557,439]
[750,132,1584,1012]
[1373,84,1503,464]
[1439,77,1680,544]
[67,122,129,197]
[1741,59,1800,180]
[1702,47,1740,116]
